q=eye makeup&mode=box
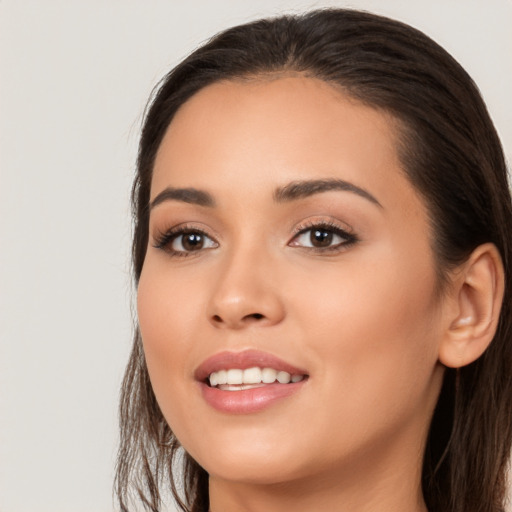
[289,219,359,254]
[153,223,219,258]
[151,217,359,258]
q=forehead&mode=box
[151,76,417,216]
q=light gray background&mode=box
[1,1,511,511]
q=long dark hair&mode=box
[115,9,512,512]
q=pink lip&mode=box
[195,350,309,414]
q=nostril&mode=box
[210,312,267,327]
[244,313,264,321]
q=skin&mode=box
[137,76,456,512]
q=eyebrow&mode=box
[273,179,382,207]
[149,178,382,210]
[150,187,216,209]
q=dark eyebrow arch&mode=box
[150,187,216,210]
[150,179,380,210]
[273,178,382,207]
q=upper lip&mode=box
[194,349,309,382]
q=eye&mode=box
[154,227,218,256]
[172,231,217,252]
[289,223,357,251]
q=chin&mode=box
[181,428,311,485]
[202,456,307,486]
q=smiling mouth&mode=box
[208,367,307,390]
[196,350,309,413]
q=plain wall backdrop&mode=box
[1,1,511,511]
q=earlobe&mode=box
[439,243,505,369]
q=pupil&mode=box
[183,232,203,251]
[311,229,332,247]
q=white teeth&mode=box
[276,371,291,384]
[226,369,243,385]
[208,367,306,387]
[261,368,277,383]
[216,370,227,385]
[243,367,262,384]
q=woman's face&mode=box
[138,76,447,487]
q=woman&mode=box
[115,8,512,512]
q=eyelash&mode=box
[153,221,358,257]
[153,224,216,258]
[290,221,358,253]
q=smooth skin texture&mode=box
[137,76,504,512]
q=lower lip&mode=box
[199,380,307,414]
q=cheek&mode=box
[138,255,205,334]
[137,262,202,394]
[136,260,217,445]
[276,259,442,464]
[288,250,441,403]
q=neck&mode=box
[208,421,430,512]
[209,458,428,512]
[210,479,427,512]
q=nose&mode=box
[207,249,286,330]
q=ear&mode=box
[439,243,505,369]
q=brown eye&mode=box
[168,230,217,253]
[310,229,333,247]
[289,224,356,251]
[178,232,204,251]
